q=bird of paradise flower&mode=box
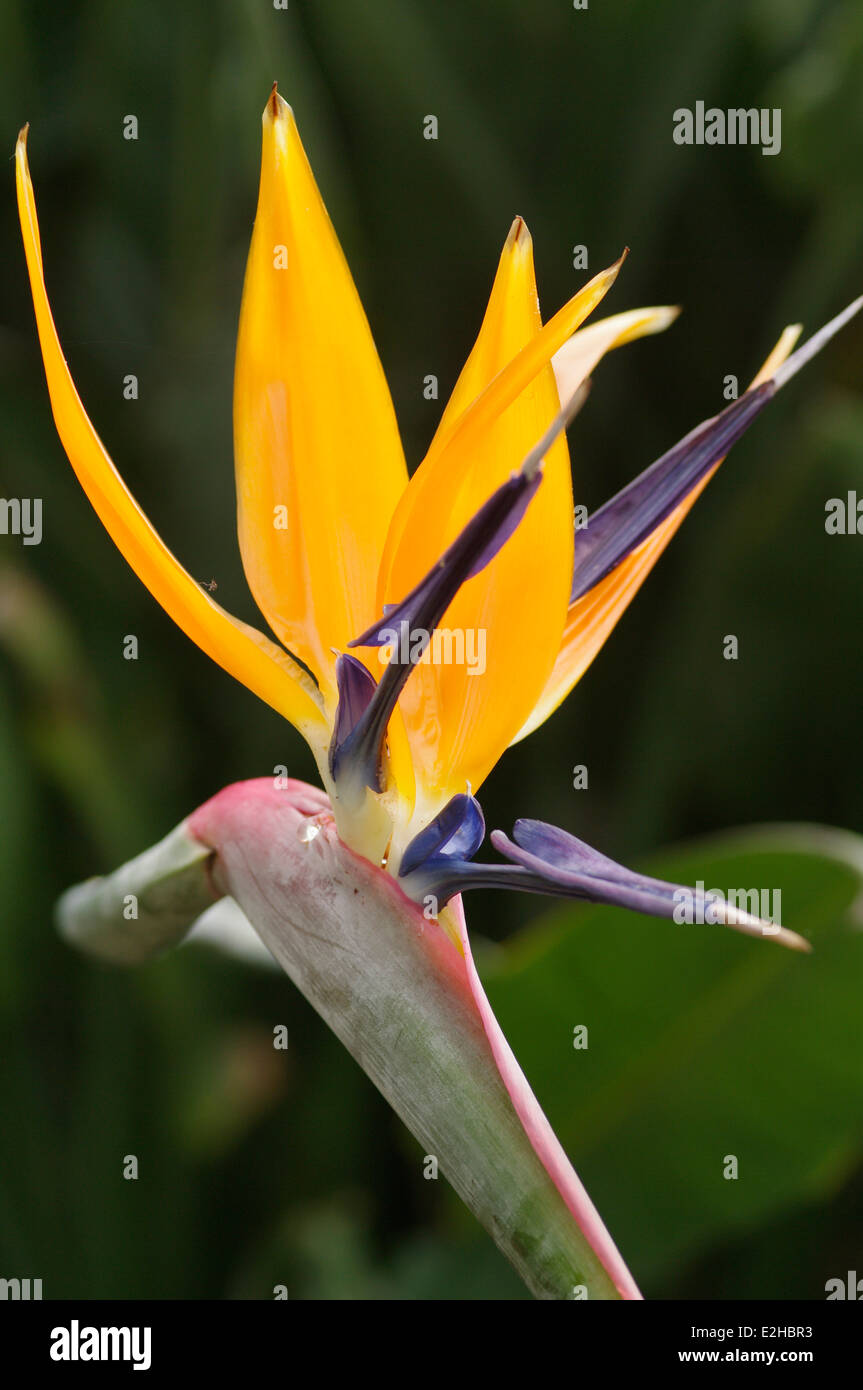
[15,85,861,1300]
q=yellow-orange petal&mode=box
[513,324,803,743]
[433,216,538,432]
[550,305,680,404]
[16,126,327,750]
[378,249,625,597]
[234,89,409,711]
[375,250,619,597]
[375,226,627,819]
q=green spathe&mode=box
[56,780,635,1300]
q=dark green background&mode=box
[1,0,862,1298]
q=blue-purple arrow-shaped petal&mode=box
[570,296,863,603]
[397,801,809,952]
[330,386,587,793]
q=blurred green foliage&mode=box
[485,831,863,1296]
[1,0,863,1298]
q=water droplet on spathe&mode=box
[297,819,321,844]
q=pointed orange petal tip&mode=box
[594,247,628,294]
[17,123,29,153]
[264,83,291,124]
[506,215,531,250]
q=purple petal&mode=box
[569,295,863,605]
[352,378,588,649]
[332,471,543,793]
[490,821,810,951]
[333,383,589,796]
[329,654,379,781]
[331,653,377,745]
[399,793,486,878]
[509,818,684,896]
[350,470,542,649]
[509,818,625,876]
[495,821,685,907]
[570,383,773,603]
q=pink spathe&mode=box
[188,777,641,1300]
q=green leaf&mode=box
[481,825,863,1290]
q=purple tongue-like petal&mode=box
[466,479,542,578]
[494,822,685,907]
[331,468,543,792]
[570,296,863,605]
[352,381,587,651]
[394,805,809,953]
[509,818,677,895]
[510,817,623,875]
[399,792,486,878]
[350,470,542,650]
[490,821,810,951]
[332,386,588,794]
[570,382,773,603]
[330,655,378,771]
